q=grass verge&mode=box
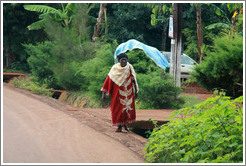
[11,77,53,97]
[180,94,203,108]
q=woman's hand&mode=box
[102,92,106,101]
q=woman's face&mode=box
[119,57,128,67]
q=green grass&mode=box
[11,77,53,97]
[135,95,203,109]
[180,95,203,108]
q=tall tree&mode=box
[196,4,203,62]
[192,4,203,62]
[92,3,107,42]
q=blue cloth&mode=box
[114,39,170,69]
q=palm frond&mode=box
[24,5,59,14]
[87,3,98,14]
[65,3,75,12]
[39,13,49,19]
[205,23,231,30]
[27,19,46,30]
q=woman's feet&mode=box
[124,125,130,132]
[115,125,130,132]
[115,125,122,132]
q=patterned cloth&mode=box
[108,62,139,93]
[101,62,138,126]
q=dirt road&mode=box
[3,85,145,163]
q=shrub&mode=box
[25,41,59,89]
[144,94,243,163]
[25,4,96,91]
[137,70,183,109]
[127,49,159,74]
[128,49,183,109]
[191,33,243,98]
[10,61,30,72]
[78,42,115,102]
[44,4,103,91]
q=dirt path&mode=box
[3,85,145,163]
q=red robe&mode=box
[101,73,136,126]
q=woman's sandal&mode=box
[124,125,130,132]
[115,125,122,132]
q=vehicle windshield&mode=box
[181,55,196,65]
[163,53,171,63]
[162,52,196,65]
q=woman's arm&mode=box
[132,79,138,99]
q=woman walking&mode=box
[101,53,138,132]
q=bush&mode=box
[191,33,243,98]
[137,71,183,109]
[144,94,243,163]
[11,77,53,97]
[128,50,183,109]
[25,41,59,89]
[127,49,159,74]
[78,42,115,101]
[10,61,30,72]
[25,4,96,91]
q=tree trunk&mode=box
[92,3,107,42]
[5,45,12,69]
[196,5,203,63]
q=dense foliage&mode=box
[24,2,183,109]
[25,4,95,90]
[4,3,244,110]
[191,33,243,98]
[144,93,243,163]
[107,4,164,50]
[137,72,183,109]
[77,43,116,100]
[24,41,58,88]
[127,50,183,109]
[3,3,47,71]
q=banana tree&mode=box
[24,3,75,30]
[205,3,243,34]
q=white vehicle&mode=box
[161,51,198,79]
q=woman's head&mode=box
[117,53,128,67]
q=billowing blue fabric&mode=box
[114,39,170,69]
